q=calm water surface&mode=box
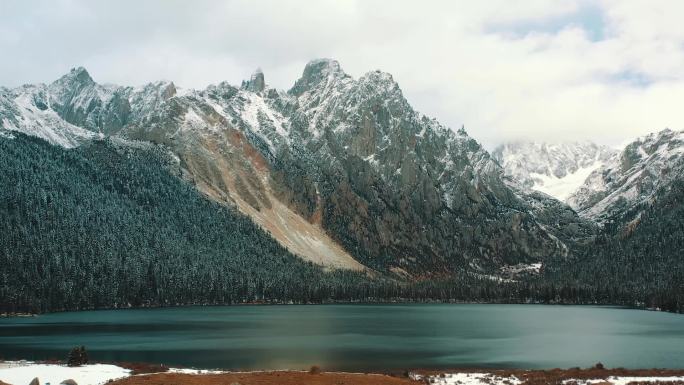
[1,304,683,370]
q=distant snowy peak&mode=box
[493,141,617,201]
[0,83,99,148]
[0,67,186,147]
[567,128,684,222]
[241,68,266,93]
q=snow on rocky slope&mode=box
[493,130,684,227]
[567,128,684,223]
[0,66,365,272]
[0,60,587,274]
[493,141,616,201]
[0,83,99,148]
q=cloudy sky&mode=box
[1,0,683,149]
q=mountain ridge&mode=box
[568,128,684,223]
[1,61,683,313]
[1,60,583,276]
[3,61,681,277]
[493,141,617,202]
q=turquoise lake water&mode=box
[1,304,683,370]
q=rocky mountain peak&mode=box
[567,128,684,222]
[52,67,95,88]
[158,81,177,100]
[43,66,134,135]
[242,68,266,93]
[357,70,403,99]
[289,58,348,96]
[619,128,680,172]
[457,125,468,136]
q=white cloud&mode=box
[1,0,683,148]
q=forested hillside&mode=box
[1,132,681,314]
[0,133,383,313]
[542,180,684,312]
[0,133,546,313]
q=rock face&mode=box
[567,128,684,224]
[243,69,266,93]
[0,83,97,148]
[271,60,569,272]
[493,141,616,201]
[48,67,132,134]
[0,59,584,275]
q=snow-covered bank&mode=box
[414,372,684,385]
[167,368,226,375]
[411,372,522,385]
[4,363,684,385]
[0,361,130,385]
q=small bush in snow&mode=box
[67,346,88,367]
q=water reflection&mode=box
[0,304,682,370]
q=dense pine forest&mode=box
[541,180,684,312]
[0,134,379,312]
[0,133,681,313]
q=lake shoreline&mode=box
[4,360,684,385]
[4,299,673,319]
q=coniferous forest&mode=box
[0,134,376,312]
[542,179,684,312]
[1,133,682,314]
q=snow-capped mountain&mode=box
[567,128,684,223]
[0,67,177,147]
[0,80,98,148]
[492,142,617,201]
[1,60,588,275]
[493,131,684,227]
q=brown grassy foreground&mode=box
[110,371,415,385]
[414,367,684,385]
[109,367,684,385]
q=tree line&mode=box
[0,133,681,313]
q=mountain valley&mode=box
[1,60,682,313]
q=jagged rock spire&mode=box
[289,59,347,96]
[243,68,266,93]
[52,66,94,88]
[457,125,467,135]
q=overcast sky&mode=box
[1,0,683,149]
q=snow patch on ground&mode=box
[167,368,226,375]
[0,361,130,385]
[364,153,379,168]
[415,372,684,385]
[0,129,15,139]
[500,262,543,276]
[413,372,522,385]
